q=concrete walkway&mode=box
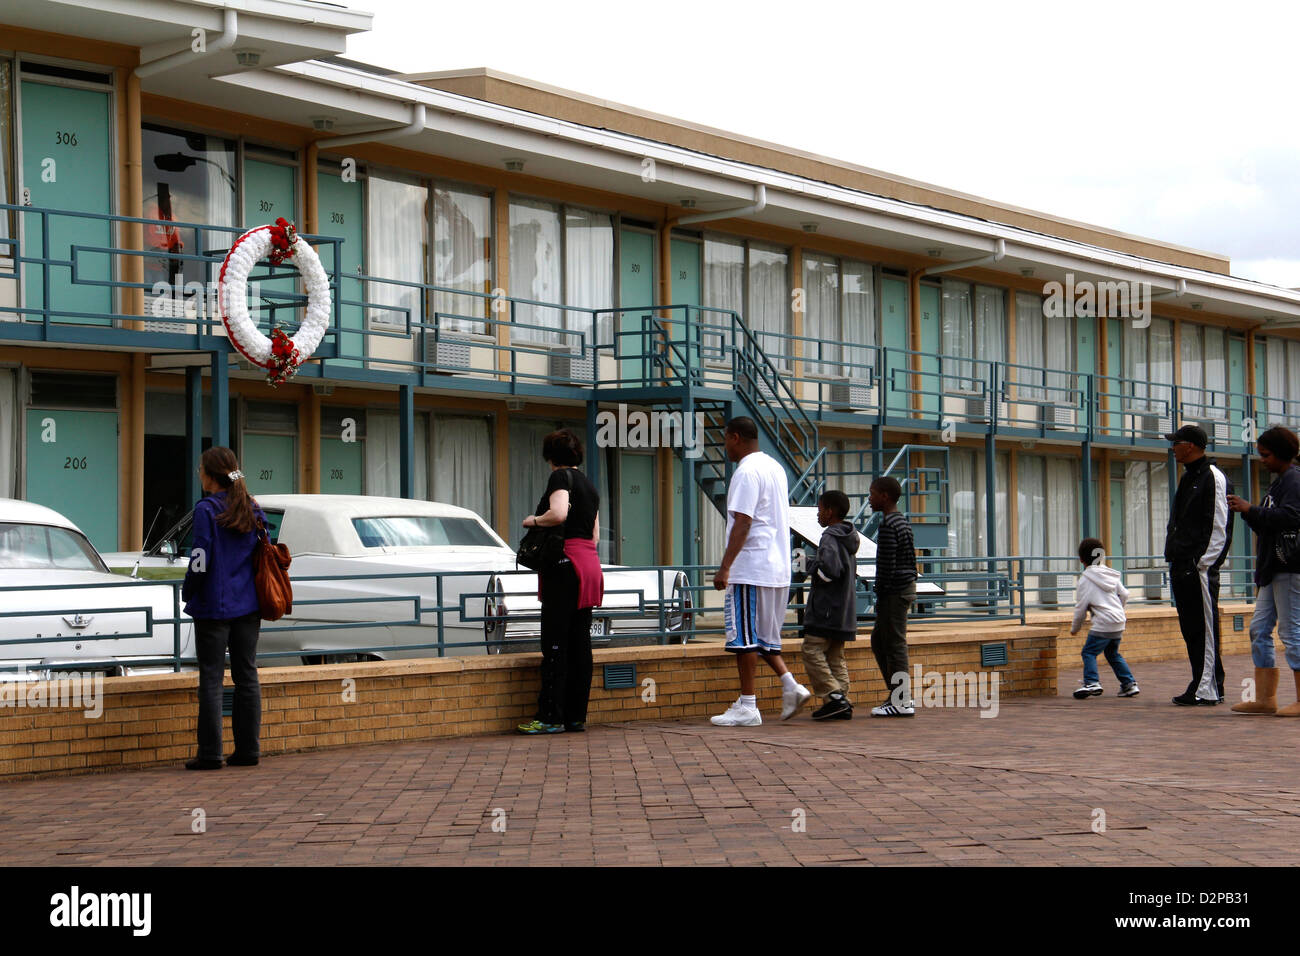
[2,654,1298,866]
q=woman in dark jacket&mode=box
[1228,425,1300,716]
[181,446,266,768]
[517,428,604,735]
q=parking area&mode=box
[1,653,1297,866]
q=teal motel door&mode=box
[1076,314,1096,430]
[242,433,297,496]
[320,408,363,495]
[1106,317,1124,437]
[880,276,909,416]
[243,159,298,337]
[619,229,655,385]
[668,238,701,567]
[316,170,365,367]
[25,408,119,551]
[20,79,113,324]
[1228,333,1247,441]
[619,452,656,566]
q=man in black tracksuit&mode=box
[1164,424,1234,705]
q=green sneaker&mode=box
[516,719,565,735]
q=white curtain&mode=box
[0,368,15,497]
[1124,461,1151,559]
[432,416,491,519]
[1288,341,1300,428]
[367,175,427,332]
[975,285,1006,371]
[1017,456,1045,566]
[1125,322,1149,406]
[704,236,744,359]
[1045,458,1079,566]
[1151,318,1174,414]
[803,253,838,374]
[1015,292,1045,399]
[1264,338,1286,423]
[1180,323,1204,395]
[1149,459,1169,560]
[950,449,975,565]
[509,418,561,533]
[700,488,725,569]
[842,260,874,377]
[1044,303,1073,398]
[0,61,10,246]
[748,243,789,369]
[509,200,562,344]
[564,207,614,346]
[365,410,428,499]
[942,279,974,389]
[434,186,491,334]
[1204,326,1226,397]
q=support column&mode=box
[985,431,997,615]
[494,411,511,536]
[399,384,415,498]
[185,365,202,507]
[680,390,696,573]
[1081,440,1093,537]
[305,387,321,493]
[126,354,146,550]
[211,352,230,448]
[123,70,144,331]
[585,400,601,495]
[495,187,511,376]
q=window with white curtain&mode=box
[702,236,790,367]
[1116,459,1168,563]
[508,199,613,347]
[942,281,1005,393]
[803,254,875,377]
[431,415,492,520]
[1123,317,1173,410]
[1014,292,1074,401]
[367,174,427,331]
[508,418,609,559]
[1179,323,1229,420]
[433,185,493,333]
[364,409,429,500]
[950,448,1009,563]
[1260,336,1300,425]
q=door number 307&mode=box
[64,456,88,470]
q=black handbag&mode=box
[517,470,571,571]
[1275,530,1300,569]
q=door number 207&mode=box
[64,456,87,469]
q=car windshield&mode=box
[0,523,107,572]
[351,516,500,549]
[150,507,283,556]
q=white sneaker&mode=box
[781,683,812,720]
[871,702,915,717]
[711,699,762,726]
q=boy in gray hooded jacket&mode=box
[800,490,861,720]
[1070,537,1140,699]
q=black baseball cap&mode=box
[1164,424,1208,448]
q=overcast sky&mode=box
[344,0,1299,288]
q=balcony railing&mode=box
[0,202,1289,451]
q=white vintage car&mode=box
[0,499,193,675]
[107,494,691,661]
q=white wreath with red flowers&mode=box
[218,218,331,386]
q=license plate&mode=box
[589,618,608,637]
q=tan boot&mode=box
[1231,667,1278,714]
[1276,671,1300,717]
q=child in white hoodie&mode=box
[1070,537,1140,699]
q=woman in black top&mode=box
[517,428,604,734]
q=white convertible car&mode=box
[0,499,193,675]
[106,494,692,661]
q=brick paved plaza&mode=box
[2,654,1297,867]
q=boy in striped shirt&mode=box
[869,477,918,716]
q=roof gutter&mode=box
[1151,277,1187,300]
[135,8,238,79]
[919,238,1006,277]
[675,184,767,226]
[314,104,428,150]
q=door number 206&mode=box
[64,456,88,470]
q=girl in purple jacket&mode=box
[181,446,265,769]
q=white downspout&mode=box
[1151,277,1187,300]
[314,104,428,150]
[676,184,766,225]
[920,238,1006,277]
[135,8,238,78]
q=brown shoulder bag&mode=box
[254,518,293,621]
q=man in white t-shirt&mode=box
[711,416,811,726]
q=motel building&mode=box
[2,0,1299,613]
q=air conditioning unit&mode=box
[1036,573,1059,607]
[963,394,991,423]
[1137,413,1170,438]
[143,295,191,334]
[1205,418,1232,446]
[426,333,474,374]
[548,349,594,384]
[1141,569,1164,601]
[1040,404,1076,430]
[829,376,873,412]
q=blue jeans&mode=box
[1250,573,1300,671]
[1082,631,1135,686]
